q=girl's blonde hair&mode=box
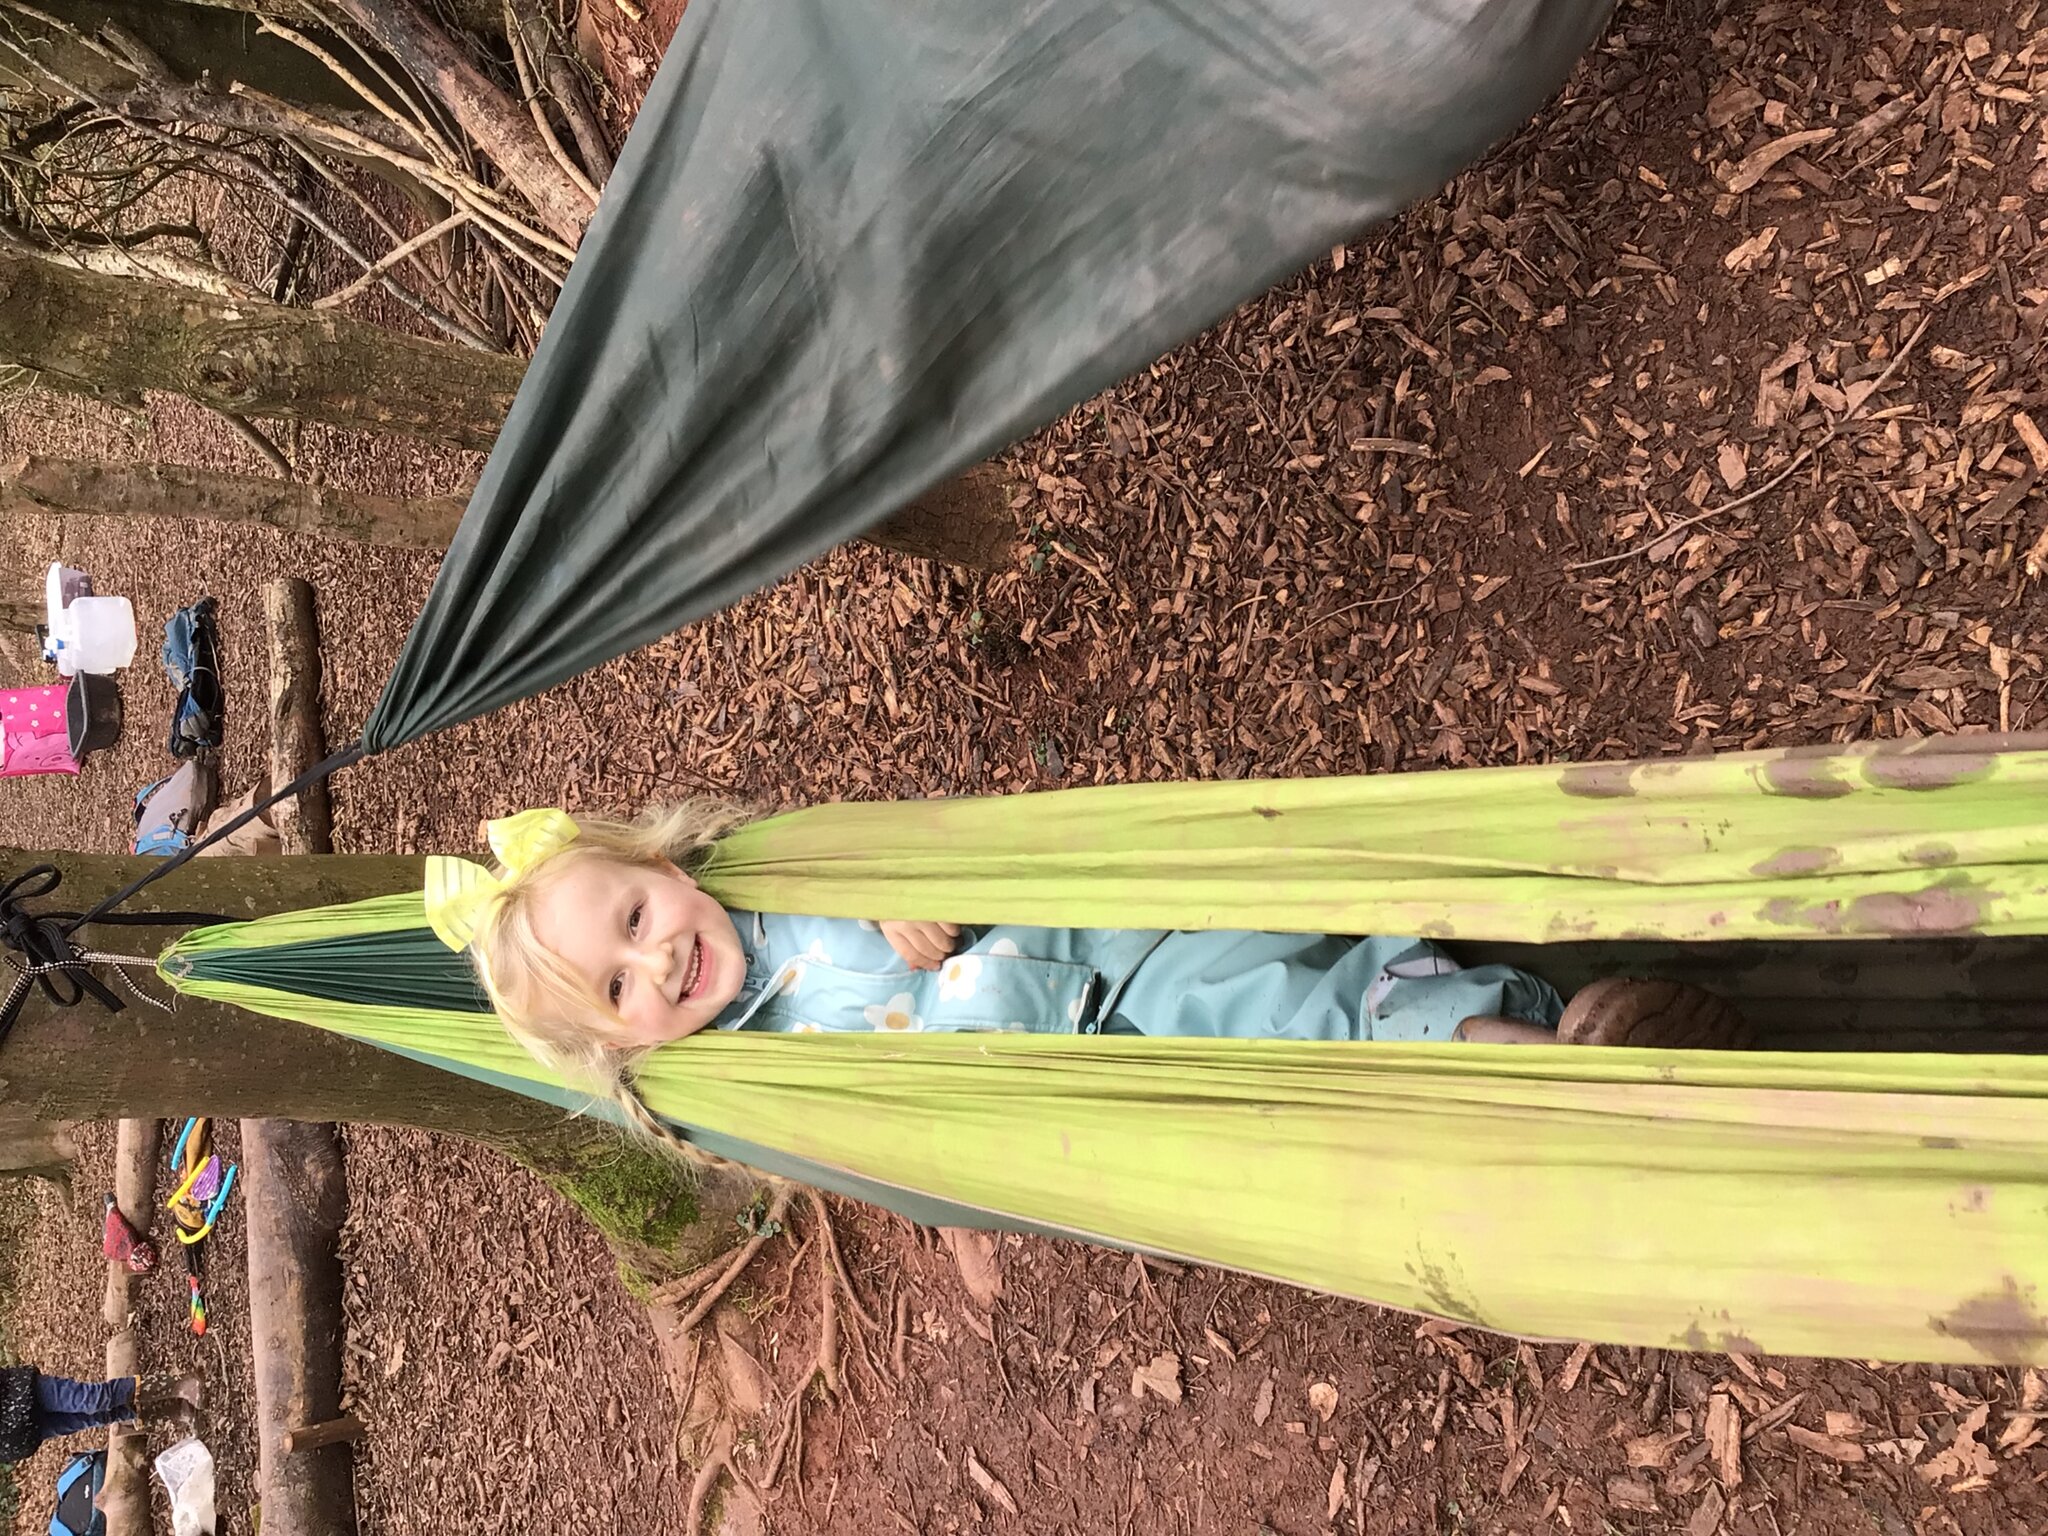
[468,800,754,1164]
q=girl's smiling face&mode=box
[529,857,746,1046]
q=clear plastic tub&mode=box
[49,594,138,676]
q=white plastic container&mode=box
[48,594,137,676]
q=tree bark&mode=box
[0,847,767,1272]
[245,1120,356,1536]
[2,453,467,546]
[0,255,1018,564]
[0,1102,74,1186]
[329,0,594,247]
[4,451,1015,571]
[0,247,525,449]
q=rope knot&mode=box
[0,865,125,1042]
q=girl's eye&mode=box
[628,902,644,937]
[609,973,625,1006]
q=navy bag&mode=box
[49,1450,105,1536]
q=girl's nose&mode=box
[636,942,674,983]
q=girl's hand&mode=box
[880,920,962,971]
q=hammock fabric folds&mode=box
[162,745,2048,1364]
[362,0,1613,750]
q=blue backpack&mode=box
[50,1450,104,1536]
[160,599,222,760]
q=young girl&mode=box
[429,806,1744,1145]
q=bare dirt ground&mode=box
[7,0,2048,1532]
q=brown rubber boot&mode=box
[132,1371,204,1426]
[1556,977,1752,1050]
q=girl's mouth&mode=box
[679,935,707,1001]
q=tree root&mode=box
[674,1186,792,1334]
[672,1188,891,1534]
[683,1424,739,1536]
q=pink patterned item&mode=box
[0,685,79,777]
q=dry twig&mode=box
[1567,312,1939,572]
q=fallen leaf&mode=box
[940,1227,1004,1309]
[1787,1426,1867,1463]
[1919,1404,1996,1487]
[1706,81,1765,129]
[1724,128,1835,194]
[1628,1428,1692,1470]
[1717,441,1749,489]
[2015,412,2048,474]
[1707,1393,1743,1488]
[2024,525,2048,581]
[1558,1341,1595,1394]
[1309,1382,1339,1422]
[1132,1352,1183,1405]
[1326,1460,1347,1523]
[1253,1374,1275,1427]
[1202,1326,1237,1364]
[968,1451,1020,1516]
[1606,1475,1659,1513]
[1824,1411,1866,1439]
[1997,1413,2039,1452]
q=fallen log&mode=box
[102,1117,160,1536]
[245,579,356,1536]
[245,1122,355,1536]
[265,579,332,855]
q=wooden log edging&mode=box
[102,1117,159,1536]
[245,577,357,1536]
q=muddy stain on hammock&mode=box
[1760,881,1985,936]
[1558,763,1638,798]
[1862,740,2000,792]
[1750,846,1841,878]
[1676,1316,1764,1357]
[1932,1276,2048,1365]
[1757,757,1856,799]
[1409,1247,1488,1329]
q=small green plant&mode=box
[735,1192,783,1241]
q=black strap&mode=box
[66,741,365,933]
[0,738,366,1044]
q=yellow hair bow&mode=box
[424,807,581,952]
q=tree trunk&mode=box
[329,0,594,246]
[0,847,768,1272]
[4,452,1016,572]
[25,0,399,116]
[0,254,1018,563]
[3,453,467,546]
[0,247,525,449]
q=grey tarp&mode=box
[365,0,1613,749]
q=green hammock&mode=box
[163,739,2048,1365]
